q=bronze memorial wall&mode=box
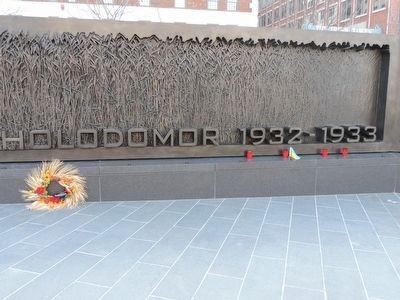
[0,16,398,162]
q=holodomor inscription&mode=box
[1,125,377,150]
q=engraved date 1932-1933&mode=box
[239,126,377,145]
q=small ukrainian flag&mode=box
[289,147,300,160]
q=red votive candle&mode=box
[282,149,289,159]
[246,150,254,160]
[341,147,349,157]
[321,148,329,158]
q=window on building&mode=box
[139,0,150,6]
[328,5,338,24]
[297,17,304,28]
[289,0,295,14]
[274,8,280,21]
[307,0,315,9]
[317,10,325,24]
[340,0,352,20]
[208,0,218,9]
[356,0,367,15]
[373,0,386,11]
[297,0,304,11]
[281,4,287,18]
[227,0,237,10]
[259,0,274,9]
[267,11,273,24]
[259,15,266,26]
[288,21,295,28]
[175,0,185,8]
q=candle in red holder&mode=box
[340,147,349,157]
[245,150,254,160]
[321,148,329,158]
[281,149,289,159]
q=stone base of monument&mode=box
[0,153,399,204]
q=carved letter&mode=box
[202,128,219,145]
[178,129,198,147]
[153,129,174,146]
[1,131,24,150]
[103,128,123,148]
[29,130,51,150]
[77,129,98,149]
[128,128,148,147]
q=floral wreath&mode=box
[21,160,87,210]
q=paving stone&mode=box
[81,204,139,233]
[324,267,367,300]
[133,211,183,241]
[191,217,234,250]
[0,243,43,272]
[165,199,199,213]
[15,230,96,273]
[176,204,217,229]
[7,253,100,300]
[320,230,358,269]
[290,214,319,244]
[283,286,324,300]
[80,238,154,286]
[315,195,338,208]
[141,226,198,267]
[153,247,216,300]
[240,256,285,299]
[346,220,384,252]
[244,197,270,210]
[254,223,289,259]
[125,201,173,222]
[0,223,45,251]
[339,200,369,221]
[23,214,95,246]
[381,236,400,274]
[264,202,291,226]
[285,242,324,290]
[355,250,400,299]
[79,220,144,256]
[317,206,346,232]
[210,234,256,278]
[293,195,316,216]
[230,209,265,237]
[0,268,37,299]
[53,282,108,300]
[102,263,169,300]
[194,274,242,300]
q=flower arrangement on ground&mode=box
[21,160,87,210]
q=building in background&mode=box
[258,0,399,34]
[0,0,258,27]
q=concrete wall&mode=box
[1,154,399,204]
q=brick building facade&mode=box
[8,0,257,26]
[24,0,252,13]
[258,0,399,34]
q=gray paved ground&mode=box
[1,193,400,300]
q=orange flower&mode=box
[49,196,61,204]
[35,186,46,195]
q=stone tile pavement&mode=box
[1,193,400,299]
